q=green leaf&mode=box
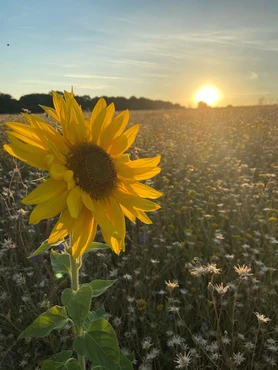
[82,279,117,298]
[43,350,72,363]
[61,285,93,329]
[83,306,108,331]
[28,239,64,259]
[74,319,120,370]
[18,305,70,339]
[119,353,133,370]
[85,242,110,254]
[50,249,71,275]
[42,358,81,370]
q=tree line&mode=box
[0,92,184,114]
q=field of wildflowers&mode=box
[0,105,278,369]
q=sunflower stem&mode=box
[70,254,86,369]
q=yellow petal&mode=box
[113,189,161,212]
[116,157,161,179]
[5,122,46,149]
[48,208,74,243]
[49,162,68,180]
[107,124,139,156]
[67,186,83,218]
[126,155,161,169]
[129,182,163,199]
[133,209,153,224]
[29,189,69,224]
[100,110,130,149]
[47,140,67,164]
[119,204,136,223]
[52,91,67,124]
[91,108,107,144]
[81,192,105,214]
[114,154,130,164]
[22,179,67,204]
[65,95,86,144]
[102,229,124,255]
[98,103,116,145]
[3,143,47,170]
[82,193,121,241]
[134,167,161,181]
[63,170,76,190]
[39,105,60,122]
[71,207,97,259]
[108,197,126,240]
[89,98,107,142]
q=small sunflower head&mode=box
[67,142,117,200]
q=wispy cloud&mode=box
[19,80,68,85]
[248,71,258,80]
[63,74,134,80]
[77,85,110,90]
[45,62,79,68]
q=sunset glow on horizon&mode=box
[194,86,221,106]
[1,0,278,107]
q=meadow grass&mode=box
[0,106,278,369]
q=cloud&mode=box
[63,74,134,80]
[248,71,258,80]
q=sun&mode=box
[194,85,221,106]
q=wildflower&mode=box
[112,316,122,327]
[4,91,162,258]
[146,348,160,360]
[109,268,118,278]
[165,280,179,294]
[167,335,185,347]
[244,341,255,350]
[142,337,153,350]
[1,238,17,250]
[190,265,207,276]
[264,356,277,367]
[168,305,180,314]
[233,352,245,366]
[122,274,132,281]
[174,351,192,369]
[206,263,221,275]
[234,264,253,278]
[255,312,271,324]
[214,282,230,296]
[150,258,160,264]
[137,299,147,311]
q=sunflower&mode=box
[4,91,162,258]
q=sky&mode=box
[1,0,278,107]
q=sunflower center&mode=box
[67,142,117,200]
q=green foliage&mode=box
[41,350,81,370]
[74,319,121,369]
[118,353,133,370]
[61,285,93,329]
[84,242,110,254]
[50,249,71,275]
[18,306,70,338]
[28,239,64,259]
[83,306,109,331]
[82,279,117,298]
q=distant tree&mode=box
[258,97,266,106]
[0,91,185,114]
[197,101,210,109]
[0,93,20,113]
[19,93,53,113]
